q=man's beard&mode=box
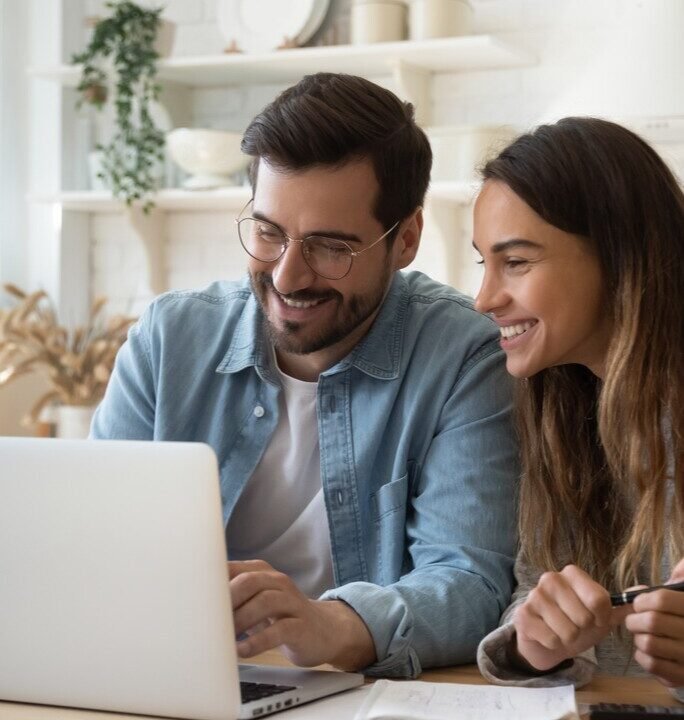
[249,268,392,356]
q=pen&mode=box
[610,579,684,606]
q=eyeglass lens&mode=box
[238,218,353,279]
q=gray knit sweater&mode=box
[477,555,684,703]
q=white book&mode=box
[354,680,578,720]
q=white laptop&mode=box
[0,437,364,719]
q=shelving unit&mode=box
[32,180,478,213]
[29,31,535,312]
[31,35,533,86]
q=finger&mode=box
[230,569,291,609]
[228,559,274,579]
[626,609,684,640]
[532,572,595,644]
[633,632,684,664]
[609,603,635,627]
[633,588,684,616]
[233,588,299,636]
[236,617,301,658]
[516,612,564,651]
[516,597,571,651]
[634,649,684,686]
[556,566,612,628]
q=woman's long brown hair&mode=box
[482,118,684,589]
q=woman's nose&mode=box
[474,271,506,314]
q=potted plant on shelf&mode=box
[0,284,136,437]
[72,0,173,210]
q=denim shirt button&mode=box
[253,405,265,418]
[336,489,344,506]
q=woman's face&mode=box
[473,180,612,379]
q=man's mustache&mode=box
[252,272,341,304]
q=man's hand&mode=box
[514,565,633,672]
[626,557,684,687]
[228,560,376,671]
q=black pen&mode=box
[610,579,684,607]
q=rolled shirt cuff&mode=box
[321,581,421,678]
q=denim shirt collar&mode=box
[216,273,409,382]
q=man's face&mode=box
[247,158,406,372]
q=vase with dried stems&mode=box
[0,284,136,434]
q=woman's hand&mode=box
[514,565,633,672]
[626,558,684,687]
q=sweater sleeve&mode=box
[476,555,598,688]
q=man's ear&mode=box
[393,207,423,270]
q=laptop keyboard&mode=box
[240,681,297,704]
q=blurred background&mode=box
[1,0,683,435]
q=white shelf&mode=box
[29,35,535,88]
[32,181,477,213]
[31,187,252,212]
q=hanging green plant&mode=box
[72,1,167,211]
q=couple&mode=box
[91,73,684,698]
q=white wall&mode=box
[0,0,29,289]
[72,0,684,317]
[18,1,684,315]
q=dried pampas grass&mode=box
[0,283,136,426]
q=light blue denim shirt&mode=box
[91,270,519,677]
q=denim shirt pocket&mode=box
[370,472,410,585]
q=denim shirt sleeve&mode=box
[90,313,156,440]
[322,343,518,677]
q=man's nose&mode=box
[271,241,317,296]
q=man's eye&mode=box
[257,227,282,242]
[310,238,347,254]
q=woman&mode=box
[472,117,684,700]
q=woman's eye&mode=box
[475,259,484,266]
[505,258,527,269]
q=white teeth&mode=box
[280,296,321,309]
[500,321,536,339]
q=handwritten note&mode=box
[354,680,578,720]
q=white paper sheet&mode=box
[354,680,578,720]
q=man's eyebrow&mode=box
[472,238,543,253]
[251,210,362,244]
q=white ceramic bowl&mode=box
[166,128,250,189]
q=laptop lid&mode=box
[0,437,240,720]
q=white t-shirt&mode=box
[225,365,335,599]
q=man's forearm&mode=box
[316,599,376,671]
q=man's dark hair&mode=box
[241,73,432,235]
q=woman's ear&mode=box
[393,207,423,270]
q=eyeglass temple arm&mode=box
[351,220,401,257]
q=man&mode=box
[91,73,518,678]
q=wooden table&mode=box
[421,659,679,705]
[0,650,679,718]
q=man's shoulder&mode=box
[401,271,497,335]
[143,278,253,326]
[150,278,251,310]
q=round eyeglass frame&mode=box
[235,199,400,280]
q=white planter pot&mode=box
[409,0,473,41]
[56,405,96,439]
[351,1,407,44]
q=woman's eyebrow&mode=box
[490,238,543,253]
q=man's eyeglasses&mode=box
[235,200,399,280]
